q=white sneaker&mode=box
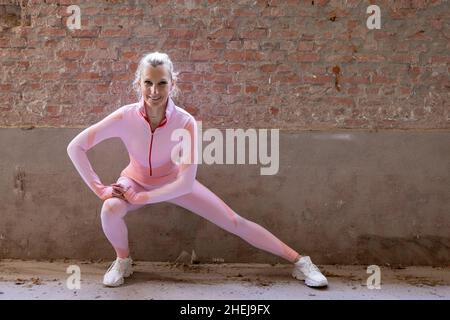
[292,256,328,287]
[103,257,133,287]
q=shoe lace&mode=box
[305,262,320,274]
[106,259,126,273]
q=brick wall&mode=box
[0,0,449,129]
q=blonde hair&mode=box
[132,52,180,99]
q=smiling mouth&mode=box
[149,97,161,101]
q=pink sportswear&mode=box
[67,97,299,263]
[67,96,197,204]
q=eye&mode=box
[159,81,167,85]
[144,80,152,85]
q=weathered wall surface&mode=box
[0,0,448,129]
[0,1,449,265]
[0,129,449,265]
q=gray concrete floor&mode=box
[0,259,448,299]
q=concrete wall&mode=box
[0,128,448,265]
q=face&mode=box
[139,64,174,109]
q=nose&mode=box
[150,85,158,94]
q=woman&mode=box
[67,52,328,288]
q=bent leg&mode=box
[167,180,300,263]
[100,176,146,258]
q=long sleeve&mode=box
[138,117,198,204]
[67,107,125,200]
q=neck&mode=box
[144,97,168,118]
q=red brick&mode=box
[0,84,12,92]
[245,85,258,94]
[327,97,355,107]
[391,54,419,64]
[212,64,228,72]
[112,73,132,81]
[184,105,198,115]
[57,51,85,60]
[204,74,233,83]
[228,64,245,72]
[304,75,333,84]
[208,41,225,50]
[119,52,135,60]
[430,56,450,64]
[169,29,196,39]
[0,38,10,47]
[270,107,279,116]
[372,75,396,84]
[116,8,144,16]
[90,106,104,114]
[298,41,314,51]
[224,50,244,61]
[260,64,278,72]
[262,7,286,17]
[240,29,267,39]
[208,28,234,40]
[69,29,100,38]
[212,84,227,93]
[191,50,219,62]
[45,105,60,116]
[179,73,202,82]
[354,54,386,62]
[39,28,66,37]
[232,8,257,16]
[228,85,241,94]
[42,73,59,81]
[273,73,301,83]
[288,53,320,62]
[244,50,264,61]
[95,84,109,93]
[177,83,193,91]
[347,86,361,95]
[340,76,370,85]
[101,29,131,37]
[79,39,94,48]
[76,72,101,80]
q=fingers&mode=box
[113,186,125,192]
[111,183,130,201]
[112,192,126,200]
[112,185,127,193]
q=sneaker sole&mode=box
[103,277,124,287]
[103,268,133,287]
[124,269,133,278]
[292,270,304,281]
[292,271,328,288]
[305,278,328,288]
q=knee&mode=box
[101,198,127,220]
[228,212,247,232]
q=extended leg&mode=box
[167,180,300,263]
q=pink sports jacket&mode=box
[67,96,198,204]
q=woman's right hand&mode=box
[99,184,127,201]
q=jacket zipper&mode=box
[141,107,167,177]
[147,122,164,176]
[148,130,154,176]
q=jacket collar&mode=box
[138,96,175,127]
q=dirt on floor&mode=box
[0,259,449,299]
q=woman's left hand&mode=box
[111,183,148,205]
[122,186,147,205]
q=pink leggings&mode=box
[100,177,300,263]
